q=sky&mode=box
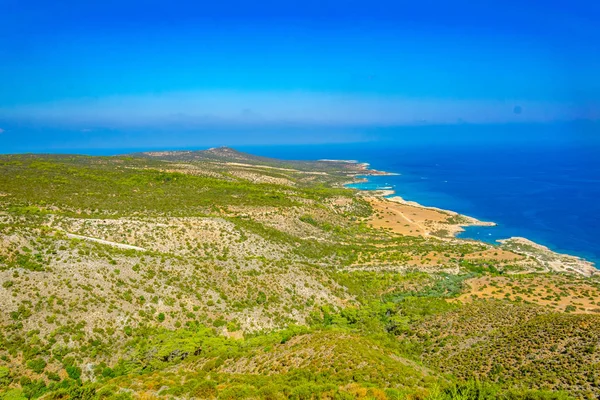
[0,0,599,152]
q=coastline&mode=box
[343,161,598,277]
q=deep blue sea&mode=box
[236,141,600,267]
[45,125,600,267]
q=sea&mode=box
[236,139,600,267]
[38,124,600,267]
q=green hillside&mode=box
[0,149,598,400]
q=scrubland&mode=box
[0,148,598,400]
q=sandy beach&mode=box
[352,166,598,277]
[363,192,494,239]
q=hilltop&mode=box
[0,148,599,400]
[135,146,368,168]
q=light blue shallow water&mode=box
[238,141,600,267]
[49,127,600,267]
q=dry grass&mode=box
[455,274,600,314]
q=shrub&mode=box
[26,359,47,374]
[66,365,82,380]
[1,389,27,400]
[219,384,258,399]
[0,366,11,387]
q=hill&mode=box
[0,149,598,399]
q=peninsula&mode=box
[0,147,598,400]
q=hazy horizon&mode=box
[1,0,599,152]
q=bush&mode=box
[20,379,47,399]
[65,366,82,380]
[218,385,258,399]
[26,359,47,374]
[46,372,61,382]
[0,366,11,387]
[0,389,27,400]
[190,380,217,398]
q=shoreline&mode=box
[345,162,597,277]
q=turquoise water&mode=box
[239,141,600,267]
[346,179,502,241]
[43,130,600,267]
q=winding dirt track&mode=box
[65,233,146,251]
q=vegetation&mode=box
[0,148,598,399]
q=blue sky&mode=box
[0,0,599,152]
